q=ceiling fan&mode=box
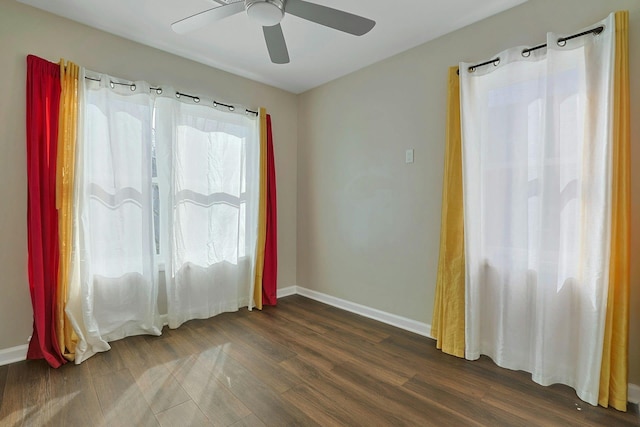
[172,0,376,64]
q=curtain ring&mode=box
[228,106,235,112]
[557,38,567,47]
[175,92,181,98]
[213,101,218,107]
[130,84,136,91]
[522,49,531,58]
[194,97,200,103]
[493,58,501,67]
[156,88,163,95]
[469,66,476,73]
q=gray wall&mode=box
[297,0,640,385]
[0,1,298,351]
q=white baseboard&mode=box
[0,344,28,366]
[629,383,640,405]
[294,286,432,338]
[277,286,298,298]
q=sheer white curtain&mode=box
[154,92,259,329]
[66,72,162,363]
[459,13,614,404]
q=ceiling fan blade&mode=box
[285,0,375,36]
[171,2,245,34]
[263,24,290,64]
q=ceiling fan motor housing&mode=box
[245,0,285,27]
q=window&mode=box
[69,77,260,360]
[459,14,615,406]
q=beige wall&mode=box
[297,0,640,385]
[0,1,297,350]
[2,0,639,390]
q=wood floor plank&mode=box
[166,317,299,398]
[235,314,338,372]
[170,349,252,427]
[277,295,328,311]
[453,355,608,422]
[210,316,298,364]
[278,299,390,343]
[127,357,192,415]
[0,365,7,408]
[481,386,592,426]
[331,361,483,426]
[230,413,267,427]
[221,339,301,393]
[113,336,193,414]
[322,326,417,383]
[484,379,639,427]
[286,325,414,385]
[324,303,428,338]
[156,400,213,427]
[47,361,104,426]
[404,372,531,426]
[194,348,320,427]
[243,309,378,378]
[175,322,229,353]
[264,300,333,335]
[93,368,159,427]
[280,355,415,426]
[0,360,51,426]
[144,333,194,370]
[408,366,490,400]
[85,343,127,378]
[381,331,443,360]
[281,382,372,427]
[1,295,637,426]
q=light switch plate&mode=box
[405,149,414,164]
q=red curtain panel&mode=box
[262,115,278,305]
[25,55,66,367]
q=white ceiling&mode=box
[17,0,527,93]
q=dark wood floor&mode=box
[0,295,638,426]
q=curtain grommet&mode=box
[130,84,136,91]
[493,58,501,67]
[109,81,115,89]
[522,50,531,58]
[156,88,163,95]
[557,39,567,47]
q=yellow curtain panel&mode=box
[253,107,268,310]
[55,59,80,361]
[598,10,630,412]
[431,66,465,358]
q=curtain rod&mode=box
[458,25,604,75]
[84,76,259,116]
